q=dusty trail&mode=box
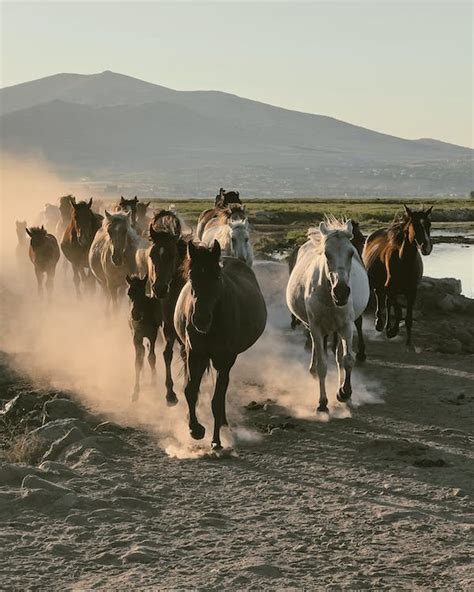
[0,262,473,590]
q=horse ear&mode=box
[425,206,433,216]
[41,225,45,231]
[88,198,93,208]
[403,204,413,217]
[26,227,32,237]
[120,196,125,204]
[212,240,221,259]
[345,220,353,239]
[319,221,329,236]
[133,196,138,202]
[105,210,112,221]
[145,201,151,208]
[126,275,132,285]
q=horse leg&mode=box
[148,331,157,386]
[374,288,386,332]
[354,315,366,361]
[35,268,44,297]
[309,325,329,413]
[210,355,236,450]
[132,335,145,401]
[337,325,355,402]
[72,265,81,299]
[163,323,178,406]
[386,292,401,338]
[184,351,209,440]
[405,291,416,349]
[46,268,55,299]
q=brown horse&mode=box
[26,226,60,296]
[61,198,102,297]
[214,188,242,208]
[147,225,188,405]
[363,205,433,348]
[196,203,246,240]
[126,274,163,400]
[135,201,151,235]
[289,219,367,361]
[116,196,138,228]
[174,241,267,450]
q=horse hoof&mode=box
[131,391,139,402]
[211,442,223,451]
[386,327,398,339]
[337,388,352,402]
[317,404,329,413]
[375,321,384,332]
[356,351,367,362]
[166,393,178,407]
[190,423,206,440]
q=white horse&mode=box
[201,218,253,266]
[89,211,143,308]
[286,218,369,412]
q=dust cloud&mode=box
[0,155,380,458]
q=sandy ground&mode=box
[0,261,473,590]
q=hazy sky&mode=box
[1,1,472,147]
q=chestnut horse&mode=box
[61,198,102,297]
[26,226,60,296]
[363,205,433,348]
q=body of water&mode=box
[423,243,473,298]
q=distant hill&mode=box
[1,71,472,196]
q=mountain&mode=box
[1,71,472,196]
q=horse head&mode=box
[318,219,355,307]
[228,218,253,266]
[26,225,48,250]
[148,226,181,298]
[105,210,132,266]
[71,198,96,247]
[186,241,222,334]
[403,205,433,256]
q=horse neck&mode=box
[398,224,418,260]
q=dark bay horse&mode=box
[116,196,139,228]
[215,188,242,208]
[26,226,60,296]
[147,223,189,405]
[363,205,433,348]
[196,203,246,241]
[289,219,367,361]
[126,274,163,400]
[61,198,102,297]
[174,241,267,449]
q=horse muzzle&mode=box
[332,283,350,307]
[191,312,212,335]
[152,282,169,299]
[112,252,123,266]
[421,242,433,256]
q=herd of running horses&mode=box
[16,189,434,449]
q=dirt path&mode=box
[1,262,473,590]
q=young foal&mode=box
[126,274,162,400]
[174,241,267,449]
[363,205,433,348]
[26,226,60,296]
[287,219,369,412]
[147,226,188,405]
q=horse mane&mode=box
[307,216,352,253]
[152,208,182,236]
[386,213,410,245]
